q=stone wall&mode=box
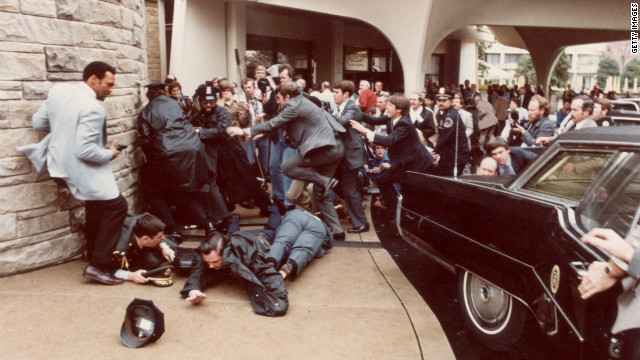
[145,0,161,82]
[0,0,154,276]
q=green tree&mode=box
[596,57,621,86]
[515,52,571,87]
[477,41,490,80]
[515,55,536,85]
[622,58,640,83]
[550,52,570,88]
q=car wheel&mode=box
[458,270,527,351]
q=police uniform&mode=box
[432,90,469,176]
[111,213,179,274]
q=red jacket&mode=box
[358,89,377,115]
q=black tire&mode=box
[458,270,527,351]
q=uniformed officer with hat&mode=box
[111,213,178,286]
[431,88,469,176]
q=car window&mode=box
[523,151,612,202]
[578,151,640,238]
[613,102,639,112]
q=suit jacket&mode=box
[334,99,367,169]
[520,117,555,146]
[250,95,345,157]
[476,100,498,130]
[362,113,434,169]
[494,96,509,121]
[19,82,119,201]
[509,147,537,174]
[416,107,437,141]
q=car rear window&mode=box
[523,151,612,202]
[578,151,640,238]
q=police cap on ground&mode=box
[142,265,174,287]
[195,85,218,101]
[120,298,165,348]
[435,88,454,100]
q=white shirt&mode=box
[409,107,423,123]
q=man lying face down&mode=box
[180,207,332,317]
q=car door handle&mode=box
[569,261,589,277]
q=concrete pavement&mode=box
[0,205,454,360]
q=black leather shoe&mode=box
[348,223,370,233]
[322,178,339,198]
[333,232,345,241]
[83,265,124,285]
[279,261,297,280]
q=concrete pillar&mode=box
[169,0,227,95]
[332,19,344,81]
[442,39,461,87]
[225,1,247,84]
[459,40,477,86]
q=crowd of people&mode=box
[20,61,634,324]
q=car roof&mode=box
[556,125,640,144]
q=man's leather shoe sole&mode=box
[333,232,346,241]
[348,223,370,233]
[83,265,124,285]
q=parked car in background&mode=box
[399,126,640,358]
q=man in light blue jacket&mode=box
[19,61,127,285]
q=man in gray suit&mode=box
[331,80,369,234]
[227,81,345,233]
[536,94,598,146]
[21,61,127,285]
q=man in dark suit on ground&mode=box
[227,81,345,235]
[485,137,537,176]
[331,80,369,234]
[350,95,435,217]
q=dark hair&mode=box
[595,97,611,114]
[167,81,182,93]
[574,94,594,114]
[275,81,300,99]
[509,97,521,107]
[200,232,225,256]
[132,214,166,238]
[333,80,356,97]
[388,95,410,115]
[372,142,386,149]
[82,61,116,82]
[278,64,295,78]
[485,137,510,155]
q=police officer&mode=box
[431,89,469,176]
[111,213,179,285]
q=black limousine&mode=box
[398,126,640,358]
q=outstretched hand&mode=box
[581,228,635,263]
[349,120,367,134]
[186,290,207,304]
[227,127,244,137]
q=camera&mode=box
[115,144,128,151]
[510,110,519,121]
[257,78,271,94]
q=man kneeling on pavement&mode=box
[180,206,333,317]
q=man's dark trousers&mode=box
[84,195,128,270]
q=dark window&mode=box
[523,151,613,202]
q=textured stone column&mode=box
[0,0,153,276]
